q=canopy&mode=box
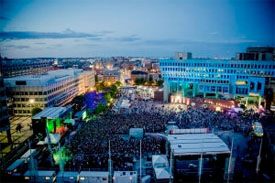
[168,133,230,156]
[152,155,169,168]
[64,119,75,125]
[120,99,131,108]
[43,134,61,144]
[154,167,172,180]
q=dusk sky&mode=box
[0,0,274,58]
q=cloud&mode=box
[0,30,104,40]
[0,16,9,21]
[35,42,46,45]
[112,34,141,42]
[143,38,258,46]
[2,44,30,49]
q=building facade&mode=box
[175,52,192,60]
[159,59,275,105]
[4,69,95,116]
[236,47,274,61]
[2,58,54,78]
[131,70,148,82]
[0,58,12,144]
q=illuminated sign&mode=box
[236,81,247,85]
[249,93,260,97]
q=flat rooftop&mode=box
[4,69,83,87]
[168,133,230,156]
[32,107,70,119]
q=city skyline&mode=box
[0,0,274,58]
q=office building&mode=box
[131,70,148,82]
[0,58,12,144]
[159,54,275,107]
[236,47,274,61]
[2,58,54,78]
[4,69,95,116]
[175,52,192,60]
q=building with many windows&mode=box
[4,69,95,116]
[159,57,275,108]
[2,58,54,78]
[0,59,12,144]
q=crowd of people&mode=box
[64,87,267,171]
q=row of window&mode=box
[14,103,46,108]
[162,67,274,76]
[14,110,31,114]
[14,98,46,102]
[235,88,248,95]
[11,80,78,96]
[160,61,275,69]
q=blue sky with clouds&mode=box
[0,0,274,58]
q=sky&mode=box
[0,0,274,58]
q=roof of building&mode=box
[24,170,56,176]
[79,171,109,177]
[4,69,83,87]
[154,167,172,180]
[32,107,69,119]
[57,171,79,177]
[152,155,169,168]
[21,149,37,159]
[168,133,230,156]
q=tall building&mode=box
[159,55,275,107]
[0,57,12,144]
[4,69,95,116]
[2,58,54,78]
[175,52,192,60]
[236,47,274,61]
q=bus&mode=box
[252,122,264,137]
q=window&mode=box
[15,81,26,85]
[257,82,262,90]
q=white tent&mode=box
[154,167,172,180]
[168,133,230,156]
[152,155,169,168]
[43,134,61,144]
[120,99,131,109]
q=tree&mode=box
[95,103,106,114]
[157,79,164,87]
[31,107,42,116]
[96,82,106,92]
[104,92,112,103]
[115,81,122,88]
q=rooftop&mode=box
[32,107,70,119]
[168,133,230,156]
[4,69,83,87]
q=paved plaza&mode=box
[0,116,33,155]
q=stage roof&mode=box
[32,107,69,119]
[168,133,230,156]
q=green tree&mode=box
[96,82,106,92]
[104,92,112,103]
[31,107,42,116]
[115,81,122,88]
[95,103,106,114]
